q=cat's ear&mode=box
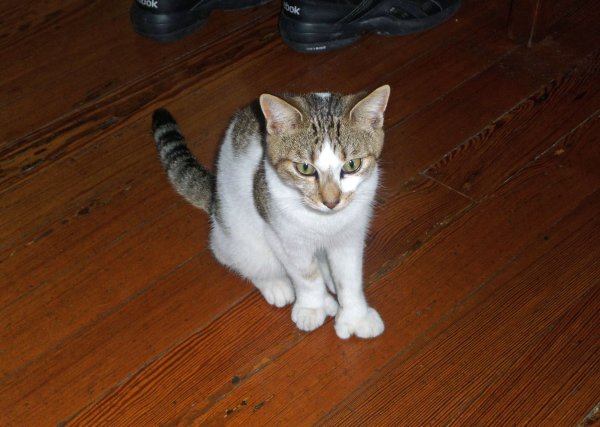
[349,85,390,129]
[259,94,303,136]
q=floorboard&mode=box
[425,50,600,200]
[0,0,501,257]
[1,0,598,424]
[2,176,469,424]
[65,87,599,425]
[322,190,600,426]
[0,2,279,142]
[1,202,205,376]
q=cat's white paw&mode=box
[292,294,338,332]
[323,294,339,317]
[334,307,384,339]
[258,280,295,308]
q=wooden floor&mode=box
[1,0,599,425]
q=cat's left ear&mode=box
[350,85,390,129]
[259,94,303,136]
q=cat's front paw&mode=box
[334,307,384,339]
[258,279,295,308]
[292,295,338,332]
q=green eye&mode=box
[295,162,317,176]
[342,158,362,173]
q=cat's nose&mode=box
[324,200,340,210]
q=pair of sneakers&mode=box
[131,0,461,53]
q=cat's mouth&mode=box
[306,194,352,213]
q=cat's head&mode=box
[259,85,390,213]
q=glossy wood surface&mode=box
[1,0,598,425]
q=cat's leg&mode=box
[316,249,336,295]
[327,242,384,339]
[289,257,339,332]
[210,220,294,307]
[243,241,295,308]
[266,233,338,331]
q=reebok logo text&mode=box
[137,0,158,8]
[283,2,301,15]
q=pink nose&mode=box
[324,200,340,210]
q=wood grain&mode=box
[0,0,510,379]
[321,110,600,426]
[322,190,600,426]
[66,100,599,426]
[0,0,511,310]
[425,49,600,200]
[507,0,585,45]
[2,0,599,424]
[2,178,469,425]
[0,0,504,271]
[0,202,208,377]
[0,1,279,143]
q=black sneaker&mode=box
[279,0,462,53]
[131,0,271,42]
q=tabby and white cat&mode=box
[153,85,390,339]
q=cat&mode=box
[152,85,390,339]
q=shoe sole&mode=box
[280,0,462,53]
[131,0,271,42]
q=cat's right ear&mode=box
[259,94,303,136]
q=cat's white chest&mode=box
[268,174,376,249]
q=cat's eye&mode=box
[342,158,362,174]
[295,162,317,176]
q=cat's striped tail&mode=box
[152,109,215,213]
